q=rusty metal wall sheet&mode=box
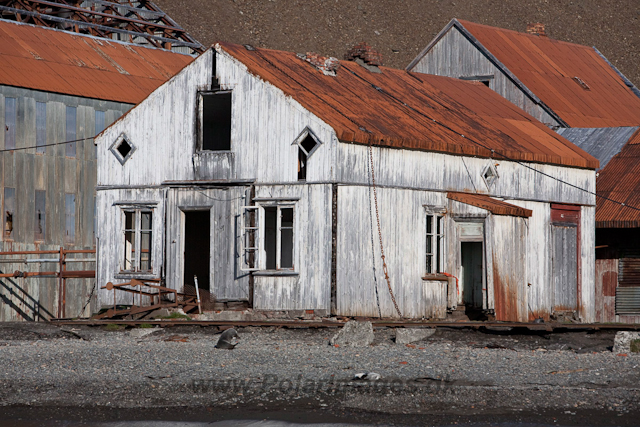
[556,127,639,171]
[595,258,617,322]
[595,129,640,228]
[616,286,640,315]
[456,20,640,128]
[220,42,598,170]
[0,19,194,104]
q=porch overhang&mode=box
[447,192,533,217]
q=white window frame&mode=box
[241,202,296,271]
[425,209,445,275]
[121,208,153,273]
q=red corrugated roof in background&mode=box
[0,20,193,104]
[458,20,640,128]
[595,129,640,227]
[220,42,598,169]
[448,192,533,217]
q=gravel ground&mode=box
[0,323,639,425]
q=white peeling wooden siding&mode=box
[252,184,332,311]
[336,185,448,319]
[337,143,595,206]
[411,26,560,127]
[580,205,596,322]
[96,188,165,306]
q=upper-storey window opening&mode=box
[293,127,321,181]
[199,91,232,151]
[109,133,136,165]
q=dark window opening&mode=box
[201,92,232,151]
[298,148,307,181]
[117,139,132,158]
[4,187,15,240]
[35,190,46,241]
[297,134,319,181]
[264,205,294,270]
[480,80,490,87]
[265,207,277,269]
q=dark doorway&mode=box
[184,210,211,292]
[461,241,484,317]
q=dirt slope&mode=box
[155,0,640,86]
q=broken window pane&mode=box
[65,106,76,158]
[4,187,15,239]
[201,92,232,151]
[298,148,307,181]
[65,193,75,244]
[4,98,16,150]
[34,190,46,241]
[426,213,444,274]
[36,102,46,154]
[241,206,260,271]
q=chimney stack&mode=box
[344,42,383,67]
[526,23,546,37]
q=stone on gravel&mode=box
[330,321,374,347]
[142,308,171,320]
[613,331,640,354]
[129,328,162,338]
[395,327,435,344]
[216,328,239,349]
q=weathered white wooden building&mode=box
[95,42,599,322]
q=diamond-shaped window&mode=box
[292,127,321,181]
[109,133,136,165]
[481,162,499,189]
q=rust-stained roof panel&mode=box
[596,129,640,228]
[457,20,640,128]
[448,192,533,217]
[0,20,194,104]
[219,43,598,170]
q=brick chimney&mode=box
[344,42,383,67]
[298,52,340,76]
[526,23,546,37]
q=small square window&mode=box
[481,162,499,189]
[109,133,136,165]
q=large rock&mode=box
[613,331,640,354]
[395,328,436,344]
[330,321,374,347]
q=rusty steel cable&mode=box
[368,143,403,318]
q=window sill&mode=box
[422,274,449,282]
[252,270,299,277]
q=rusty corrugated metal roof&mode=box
[595,129,640,228]
[220,43,598,169]
[448,192,533,217]
[0,20,194,104]
[456,20,640,128]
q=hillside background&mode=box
[155,0,640,86]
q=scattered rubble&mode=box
[395,327,436,344]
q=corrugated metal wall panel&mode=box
[616,287,640,315]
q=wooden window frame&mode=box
[426,210,445,275]
[241,202,296,272]
[121,208,153,273]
